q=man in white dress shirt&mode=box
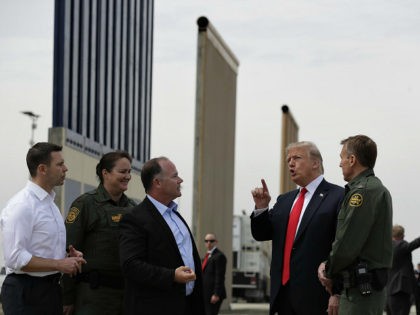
[0,142,86,315]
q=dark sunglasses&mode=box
[204,240,216,243]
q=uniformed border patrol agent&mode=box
[318,135,392,315]
[62,151,137,315]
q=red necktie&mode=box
[202,252,209,271]
[282,187,307,285]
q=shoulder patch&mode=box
[349,193,363,207]
[66,207,80,223]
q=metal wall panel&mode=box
[280,105,299,194]
[193,16,239,308]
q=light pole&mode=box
[21,111,40,147]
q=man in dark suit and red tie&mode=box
[201,233,227,315]
[250,141,344,315]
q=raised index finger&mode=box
[261,179,268,193]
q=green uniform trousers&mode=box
[339,287,386,315]
[74,282,124,315]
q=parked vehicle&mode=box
[232,214,270,302]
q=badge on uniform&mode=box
[112,214,122,222]
[349,193,363,207]
[66,207,80,223]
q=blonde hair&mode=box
[286,141,324,174]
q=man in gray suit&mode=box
[387,225,420,315]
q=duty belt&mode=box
[338,266,388,292]
[75,270,124,290]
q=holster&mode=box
[337,262,388,296]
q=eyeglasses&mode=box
[204,240,216,243]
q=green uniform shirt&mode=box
[62,184,136,305]
[326,169,392,278]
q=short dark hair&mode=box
[341,135,377,169]
[96,151,132,183]
[26,142,63,177]
[141,157,169,192]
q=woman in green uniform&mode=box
[62,151,137,315]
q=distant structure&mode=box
[192,16,239,308]
[280,105,299,193]
[21,111,40,147]
[50,0,154,212]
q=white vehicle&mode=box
[232,214,270,302]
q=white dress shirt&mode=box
[293,175,323,230]
[0,181,66,276]
[207,247,216,256]
[254,175,324,232]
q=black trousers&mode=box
[415,285,420,315]
[204,299,223,315]
[185,294,195,315]
[387,291,412,315]
[272,284,297,315]
[271,283,328,315]
[1,273,62,315]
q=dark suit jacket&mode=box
[202,247,227,301]
[119,197,205,315]
[251,179,344,315]
[388,238,420,296]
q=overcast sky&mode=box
[1,0,420,261]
